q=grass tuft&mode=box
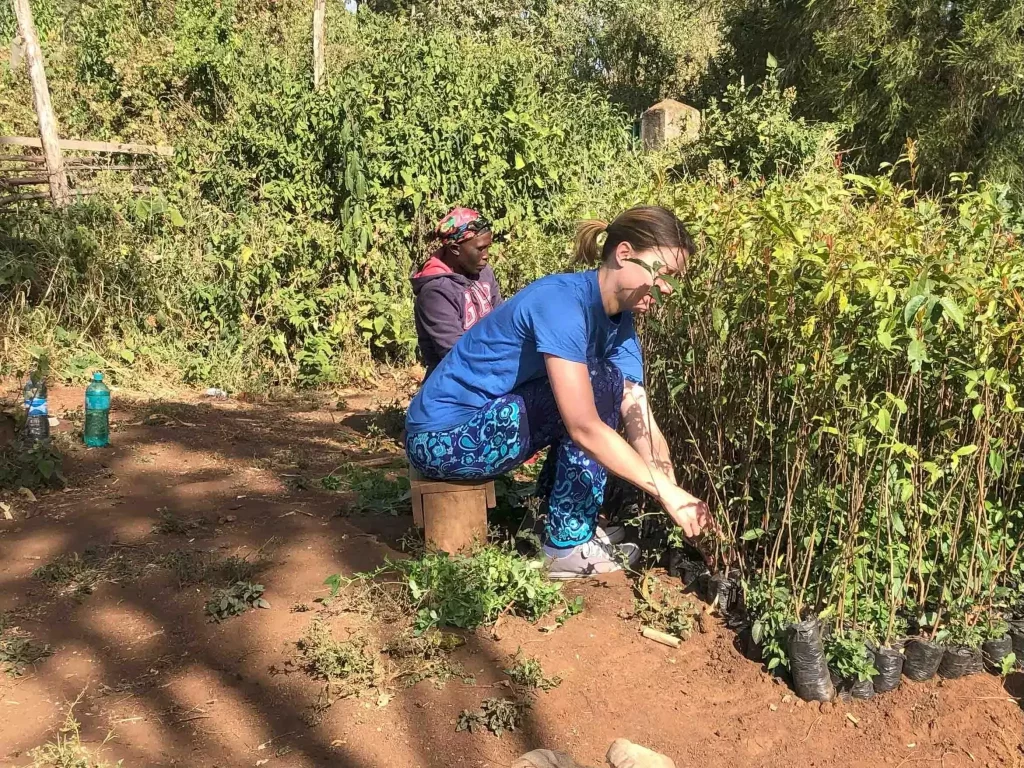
[27,694,118,767]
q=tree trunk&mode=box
[313,0,327,90]
[12,0,70,208]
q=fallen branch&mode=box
[641,626,682,648]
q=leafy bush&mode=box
[724,0,1024,190]
[1,1,630,388]
[938,615,985,649]
[678,60,838,180]
[825,631,878,683]
[639,165,1024,662]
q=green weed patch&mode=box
[394,546,564,633]
[205,581,270,622]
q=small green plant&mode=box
[825,631,879,683]
[0,440,64,491]
[504,649,561,691]
[635,574,697,639]
[978,612,1009,641]
[745,577,796,673]
[205,581,269,622]
[391,545,564,633]
[937,614,984,648]
[557,595,585,627]
[456,697,530,737]
[325,465,410,515]
[368,399,407,439]
[1000,652,1018,676]
[0,615,52,677]
[152,508,199,535]
[320,474,343,491]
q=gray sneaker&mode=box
[595,524,627,545]
[543,539,641,580]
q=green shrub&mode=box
[391,546,564,633]
[678,60,838,180]
[640,165,1024,659]
[1,1,629,387]
[825,631,878,683]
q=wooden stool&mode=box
[410,466,496,553]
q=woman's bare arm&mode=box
[545,355,710,537]
[621,381,676,484]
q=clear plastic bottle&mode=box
[22,374,49,441]
[84,372,110,448]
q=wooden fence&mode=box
[0,138,173,209]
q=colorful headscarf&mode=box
[435,207,491,245]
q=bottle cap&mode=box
[93,371,104,381]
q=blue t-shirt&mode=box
[405,270,644,434]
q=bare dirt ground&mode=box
[1,380,1022,768]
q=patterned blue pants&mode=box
[406,361,624,548]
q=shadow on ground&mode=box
[2,384,1024,768]
[0,384,554,767]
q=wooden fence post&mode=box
[313,0,326,90]
[12,0,70,208]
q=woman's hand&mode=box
[656,482,713,538]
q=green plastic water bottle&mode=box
[84,372,110,447]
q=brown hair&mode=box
[573,206,695,267]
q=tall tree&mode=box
[725,0,1024,189]
[361,0,727,114]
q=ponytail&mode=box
[574,219,608,266]
[574,206,695,267]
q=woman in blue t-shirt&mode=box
[405,206,712,578]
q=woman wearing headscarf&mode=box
[411,207,501,379]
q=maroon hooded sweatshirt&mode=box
[410,254,502,378]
